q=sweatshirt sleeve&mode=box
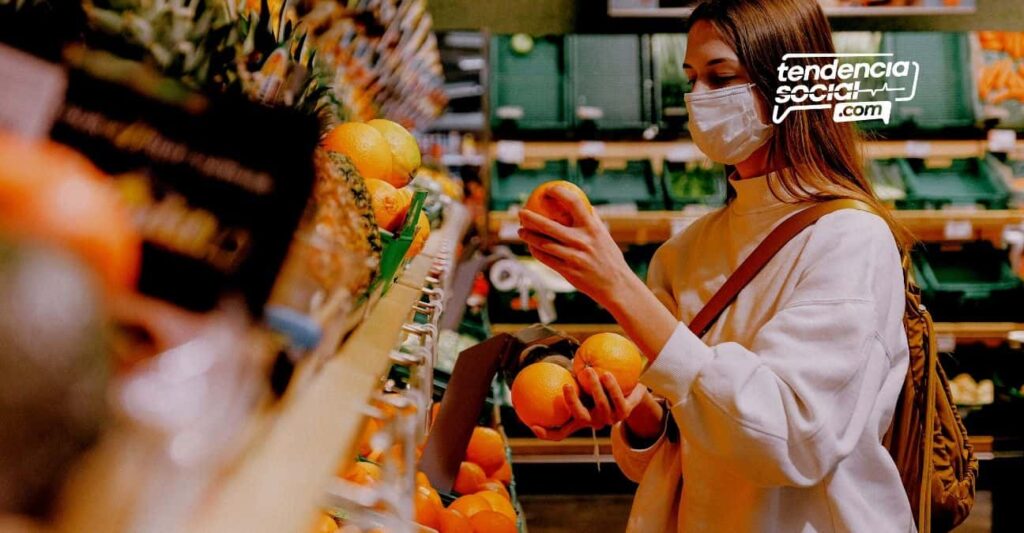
[640,212,902,488]
[610,417,671,483]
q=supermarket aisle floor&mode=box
[519,492,993,532]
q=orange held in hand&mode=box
[511,362,577,428]
[572,332,645,395]
[322,122,393,182]
[466,427,507,474]
[454,461,488,495]
[524,180,593,227]
[448,493,492,519]
[438,508,473,533]
[468,510,517,533]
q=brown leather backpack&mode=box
[688,199,978,532]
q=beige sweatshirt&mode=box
[611,174,914,533]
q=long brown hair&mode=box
[689,0,912,249]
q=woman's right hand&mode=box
[529,367,653,441]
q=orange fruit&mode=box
[368,119,421,187]
[524,180,592,227]
[510,362,577,428]
[365,179,410,232]
[416,471,432,489]
[357,418,380,457]
[414,485,442,530]
[476,491,516,521]
[477,480,511,501]
[468,510,517,533]
[466,427,507,474]
[322,122,393,182]
[438,508,473,533]
[405,212,430,258]
[311,512,338,533]
[572,332,645,395]
[449,493,492,519]
[341,461,382,485]
[454,461,488,495]
[488,460,512,485]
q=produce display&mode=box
[976,31,1024,128]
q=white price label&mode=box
[905,141,932,159]
[579,141,607,158]
[576,106,605,120]
[943,220,973,240]
[666,144,701,162]
[936,334,957,353]
[498,220,521,241]
[496,105,524,120]
[495,141,525,164]
[0,43,67,138]
[988,129,1017,153]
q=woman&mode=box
[517,0,915,531]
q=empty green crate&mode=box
[912,241,1024,322]
[881,32,975,130]
[662,160,726,208]
[568,35,652,131]
[490,35,570,131]
[651,34,690,131]
[866,159,907,204]
[895,157,1009,210]
[577,158,664,210]
[490,159,574,210]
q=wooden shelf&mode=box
[494,322,1024,344]
[489,209,1024,245]
[488,140,996,172]
[607,5,977,18]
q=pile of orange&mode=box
[510,333,644,430]
[412,425,518,533]
[322,120,431,257]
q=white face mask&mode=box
[685,83,772,165]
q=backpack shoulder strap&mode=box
[688,198,876,338]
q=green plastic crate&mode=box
[568,34,652,131]
[490,35,570,130]
[577,158,664,210]
[373,190,428,295]
[881,32,975,130]
[489,159,574,210]
[662,160,726,209]
[651,34,690,131]
[895,157,1010,210]
[866,158,907,204]
[912,241,1024,322]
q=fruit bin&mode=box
[567,34,652,132]
[651,33,690,132]
[490,35,571,132]
[662,160,727,209]
[576,158,664,210]
[911,240,1024,322]
[865,158,908,205]
[894,157,1011,210]
[490,159,575,210]
[973,31,1024,130]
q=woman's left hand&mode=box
[518,188,635,308]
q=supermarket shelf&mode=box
[488,140,996,170]
[193,239,444,533]
[511,435,1005,463]
[494,323,1024,344]
[489,209,1024,245]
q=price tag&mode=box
[666,143,701,162]
[498,220,521,241]
[495,141,525,164]
[579,141,607,158]
[988,129,1017,154]
[943,220,973,240]
[576,106,604,120]
[0,43,67,138]
[495,105,524,120]
[936,334,957,354]
[905,141,932,159]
